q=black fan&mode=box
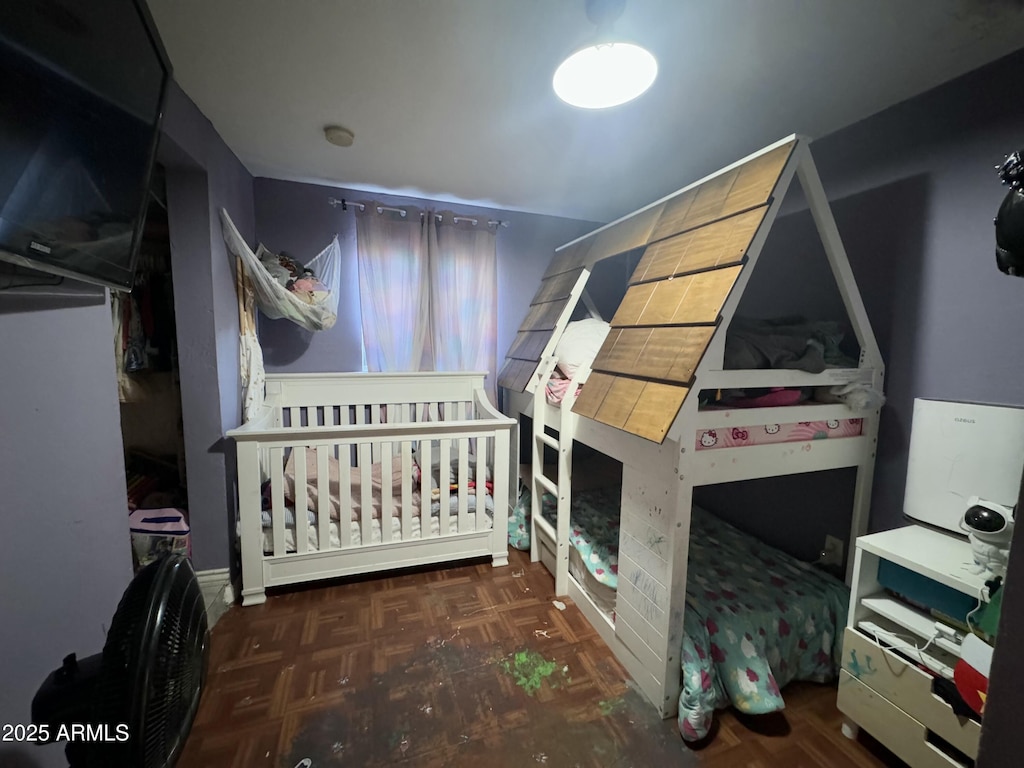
[32,554,210,767]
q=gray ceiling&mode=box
[148,0,1024,223]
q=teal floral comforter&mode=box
[508,485,620,589]
[678,507,849,741]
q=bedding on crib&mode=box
[265,448,495,554]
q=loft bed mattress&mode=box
[509,488,848,743]
[695,416,863,450]
[537,386,865,453]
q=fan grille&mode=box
[87,554,208,768]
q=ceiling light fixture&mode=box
[324,125,355,147]
[553,0,657,110]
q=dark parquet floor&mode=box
[179,549,907,768]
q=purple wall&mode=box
[0,299,135,768]
[160,82,254,572]
[0,81,251,768]
[252,178,599,383]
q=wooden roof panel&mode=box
[506,330,552,362]
[519,298,569,332]
[593,376,646,429]
[632,206,767,284]
[664,266,742,325]
[639,326,715,383]
[594,328,649,375]
[543,239,591,279]
[623,382,690,443]
[572,371,615,419]
[585,203,665,263]
[531,268,585,306]
[610,282,657,327]
[659,326,716,383]
[725,142,796,212]
[650,139,794,242]
[498,359,535,392]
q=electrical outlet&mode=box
[822,534,844,567]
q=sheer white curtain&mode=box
[355,204,498,393]
[355,205,431,371]
[429,213,497,399]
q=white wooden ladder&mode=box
[529,357,588,598]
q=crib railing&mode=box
[230,371,513,559]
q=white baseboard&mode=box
[196,567,231,601]
[196,567,234,629]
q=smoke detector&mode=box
[324,125,355,147]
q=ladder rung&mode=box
[534,512,556,542]
[537,432,558,450]
[535,472,557,496]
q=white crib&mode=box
[227,372,514,606]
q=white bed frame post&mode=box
[235,438,267,606]
[477,384,512,568]
[796,149,885,578]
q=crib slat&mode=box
[401,441,414,541]
[315,446,331,551]
[475,439,486,534]
[438,438,451,537]
[388,406,401,455]
[360,442,373,545]
[457,438,469,533]
[380,440,392,543]
[371,404,382,464]
[270,447,286,556]
[421,439,432,536]
[340,446,353,548]
[289,406,300,429]
[294,446,308,554]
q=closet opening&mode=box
[113,164,190,573]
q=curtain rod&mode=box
[327,196,509,228]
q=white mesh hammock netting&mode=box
[220,208,341,332]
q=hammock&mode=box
[220,208,341,332]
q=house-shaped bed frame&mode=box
[498,135,884,717]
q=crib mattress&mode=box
[695,417,862,451]
[678,506,849,741]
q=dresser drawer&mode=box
[840,628,980,758]
[837,671,966,768]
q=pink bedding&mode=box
[696,418,863,450]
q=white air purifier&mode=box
[904,398,1024,535]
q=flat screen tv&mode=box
[0,0,171,292]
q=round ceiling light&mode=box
[324,125,355,147]
[553,41,657,109]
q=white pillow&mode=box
[555,318,610,379]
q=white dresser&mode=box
[837,525,988,767]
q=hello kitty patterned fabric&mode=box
[695,418,862,451]
[677,507,849,742]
